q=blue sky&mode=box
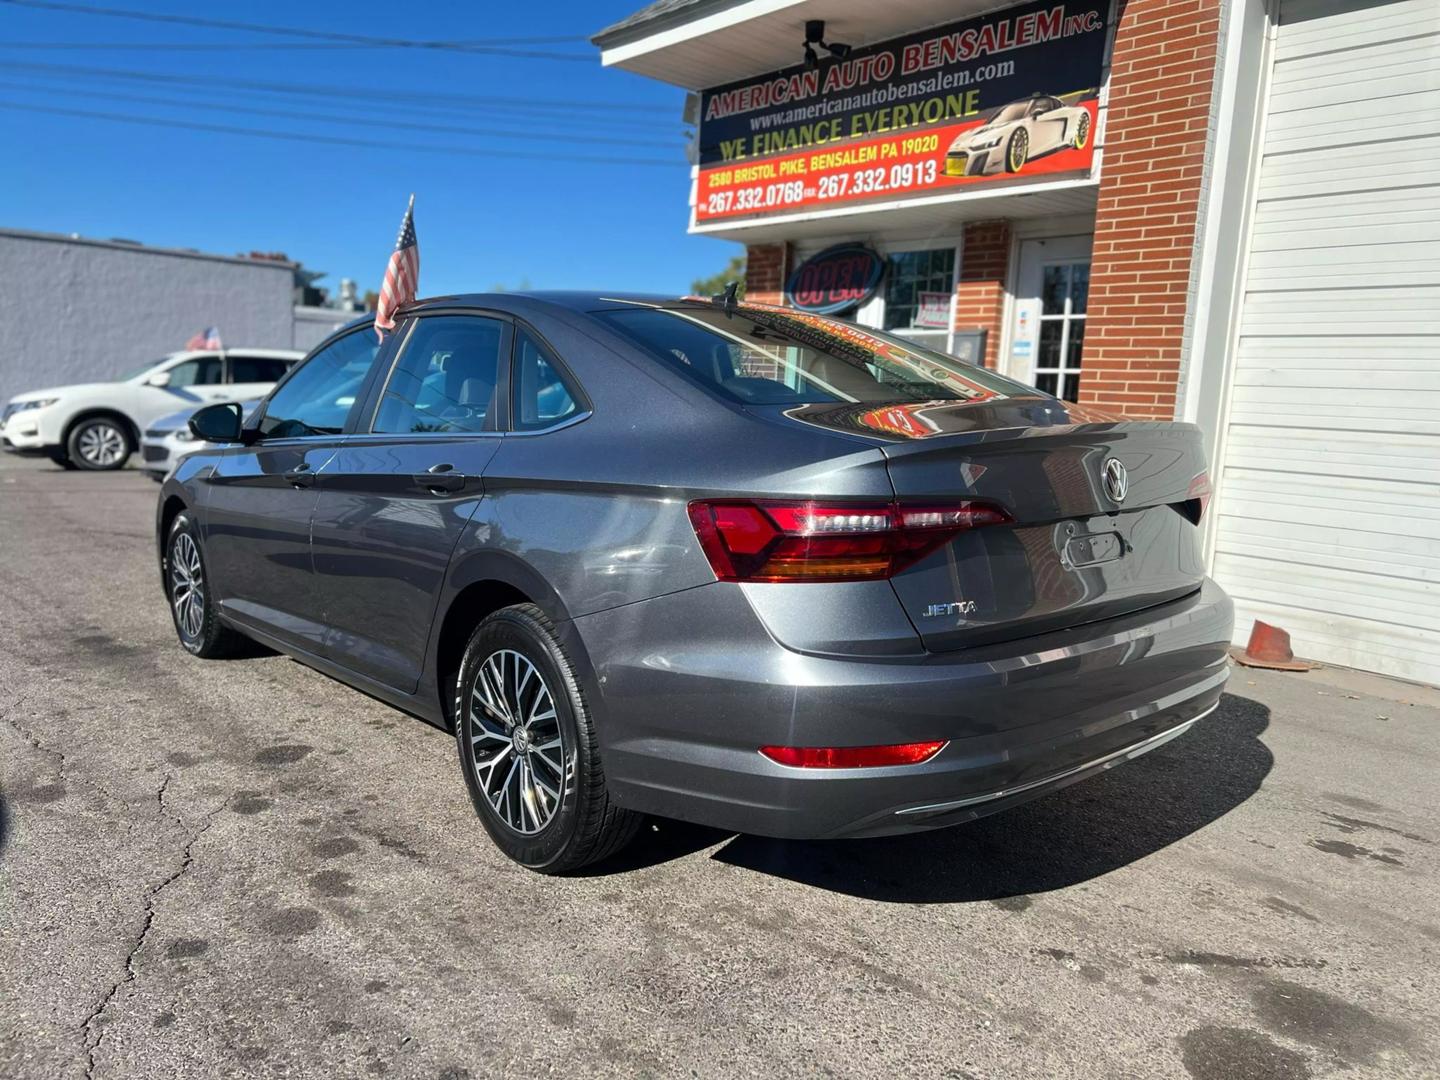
[0,1,740,298]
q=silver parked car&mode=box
[141,400,261,481]
[945,94,1093,177]
[158,296,1232,873]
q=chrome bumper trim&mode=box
[894,702,1218,818]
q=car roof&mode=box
[403,291,695,316]
[164,347,305,361]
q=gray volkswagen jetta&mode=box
[158,293,1233,872]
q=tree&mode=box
[691,254,746,299]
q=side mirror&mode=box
[189,401,244,443]
[146,370,173,388]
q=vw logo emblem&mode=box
[1102,458,1129,503]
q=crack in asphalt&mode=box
[78,779,226,1079]
[1,693,55,767]
[1,689,126,810]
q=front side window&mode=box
[373,315,505,434]
[598,305,1027,406]
[258,330,378,438]
[119,358,165,381]
[166,356,224,387]
[229,356,293,384]
[513,330,582,431]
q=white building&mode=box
[0,228,347,403]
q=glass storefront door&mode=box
[1010,236,1093,400]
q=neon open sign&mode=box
[785,244,885,315]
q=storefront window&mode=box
[882,248,956,331]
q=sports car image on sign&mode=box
[945,94,1094,177]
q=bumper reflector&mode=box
[760,741,946,769]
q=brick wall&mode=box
[1079,0,1223,419]
[743,242,789,305]
[953,221,1011,369]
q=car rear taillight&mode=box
[1175,471,1213,525]
[687,499,1012,583]
[760,741,947,768]
[1188,471,1213,519]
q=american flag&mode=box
[375,194,419,340]
[186,326,223,351]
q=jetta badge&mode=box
[1102,457,1129,503]
[922,600,977,618]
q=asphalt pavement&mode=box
[1,453,1437,1080]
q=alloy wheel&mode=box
[1074,114,1091,149]
[77,422,127,467]
[1009,129,1029,171]
[169,531,206,641]
[468,649,567,835]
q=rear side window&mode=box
[513,330,582,431]
[373,315,505,434]
[258,330,377,438]
[229,356,292,383]
[597,306,1027,406]
[167,356,223,387]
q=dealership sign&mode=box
[696,0,1108,223]
[786,244,885,314]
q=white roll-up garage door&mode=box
[1211,0,1440,684]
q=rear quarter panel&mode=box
[455,303,896,622]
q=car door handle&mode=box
[284,463,315,489]
[414,464,466,494]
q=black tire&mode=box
[1005,127,1029,173]
[66,416,132,471]
[45,447,77,470]
[455,603,641,873]
[1073,112,1092,150]
[164,511,249,658]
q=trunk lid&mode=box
[877,417,1208,651]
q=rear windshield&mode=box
[596,305,1028,405]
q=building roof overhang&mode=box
[594,0,1008,91]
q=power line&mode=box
[0,80,683,149]
[0,40,596,59]
[6,61,676,115]
[13,68,676,135]
[0,0,595,56]
[0,98,683,166]
[15,72,677,136]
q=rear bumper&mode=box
[574,577,1234,839]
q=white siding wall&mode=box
[1211,0,1440,684]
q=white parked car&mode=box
[1,348,301,470]
[140,398,262,482]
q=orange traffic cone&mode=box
[1231,620,1313,671]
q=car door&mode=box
[201,328,384,653]
[227,353,296,404]
[308,312,510,691]
[1028,97,1069,155]
[136,354,228,428]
